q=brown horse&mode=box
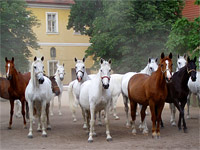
[0,77,10,100]
[5,57,30,129]
[128,52,173,138]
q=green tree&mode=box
[166,1,200,61]
[0,0,40,74]
[68,0,184,72]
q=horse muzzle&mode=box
[60,77,64,81]
[6,75,12,80]
[38,78,44,84]
[103,84,109,89]
[166,77,172,83]
[191,76,196,82]
[77,76,82,82]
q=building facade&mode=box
[26,0,94,84]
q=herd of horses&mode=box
[0,52,199,142]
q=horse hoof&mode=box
[171,122,176,127]
[42,134,47,137]
[88,139,93,143]
[106,138,112,142]
[73,118,77,122]
[83,124,88,129]
[152,132,157,139]
[98,122,103,126]
[47,127,51,130]
[126,123,131,128]
[8,127,12,130]
[27,135,33,138]
[50,113,54,116]
[114,116,120,120]
[24,126,27,129]
[37,129,42,132]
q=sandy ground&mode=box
[0,91,199,150]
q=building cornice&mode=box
[27,3,71,9]
[38,42,92,47]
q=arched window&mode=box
[50,47,56,58]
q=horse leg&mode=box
[122,94,130,128]
[98,111,102,126]
[50,97,54,116]
[156,102,165,138]
[26,101,29,120]
[27,101,33,138]
[181,101,187,133]
[88,106,95,142]
[113,95,120,120]
[15,100,22,118]
[130,100,137,135]
[170,103,176,126]
[41,101,47,137]
[58,94,62,115]
[140,105,148,135]
[8,100,14,129]
[21,98,27,129]
[149,100,156,138]
[105,105,112,141]
[81,107,87,129]
[186,92,191,119]
[46,103,51,130]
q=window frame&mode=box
[47,60,59,76]
[46,12,59,34]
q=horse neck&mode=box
[94,72,102,90]
[153,66,166,88]
[140,65,150,75]
[31,69,39,88]
[55,73,63,89]
[10,67,20,86]
[179,66,190,87]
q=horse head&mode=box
[5,57,15,80]
[74,57,86,82]
[100,58,111,89]
[56,64,65,81]
[187,56,197,82]
[160,52,173,83]
[177,54,187,71]
[32,56,45,84]
[148,58,158,73]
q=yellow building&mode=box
[26,0,94,84]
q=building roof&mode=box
[182,0,200,21]
[26,0,75,5]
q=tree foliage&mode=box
[166,1,200,61]
[0,0,40,73]
[68,0,184,73]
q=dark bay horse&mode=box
[5,57,30,129]
[165,56,197,132]
[128,53,173,138]
[0,77,10,100]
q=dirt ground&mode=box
[0,93,199,150]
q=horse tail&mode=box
[68,81,77,114]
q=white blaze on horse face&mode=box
[6,63,10,77]
[165,60,171,79]
[75,60,85,82]
[177,56,186,70]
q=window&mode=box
[48,60,58,76]
[46,12,58,33]
[50,47,56,58]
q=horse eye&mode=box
[100,69,102,72]
[178,62,181,65]
[75,67,77,69]
[109,69,111,72]
[83,66,85,69]
[34,66,36,69]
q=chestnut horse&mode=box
[5,57,30,129]
[128,53,173,138]
[0,77,10,100]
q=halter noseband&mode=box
[101,76,110,81]
[76,70,84,76]
[187,68,196,74]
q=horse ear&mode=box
[41,56,44,61]
[161,53,165,59]
[74,58,77,63]
[194,56,197,62]
[34,57,37,61]
[169,53,172,59]
[108,59,112,64]
[100,58,104,64]
[5,57,8,62]
[155,58,158,62]
[12,57,14,62]
[184,53,187,59]
[177,54,180,59]
[148,58,151,63]
[82,57,85,62]
[187,56,190,62]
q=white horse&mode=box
[121,58,158,130]
[68,57,90,127]
[50,64,65,116]
[25,57,53,138]
[79,58,112,142]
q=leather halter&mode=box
[101,76,110,81]
[187,68,196,74]
[76,70,84,76]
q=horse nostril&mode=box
[39,78,44,84]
